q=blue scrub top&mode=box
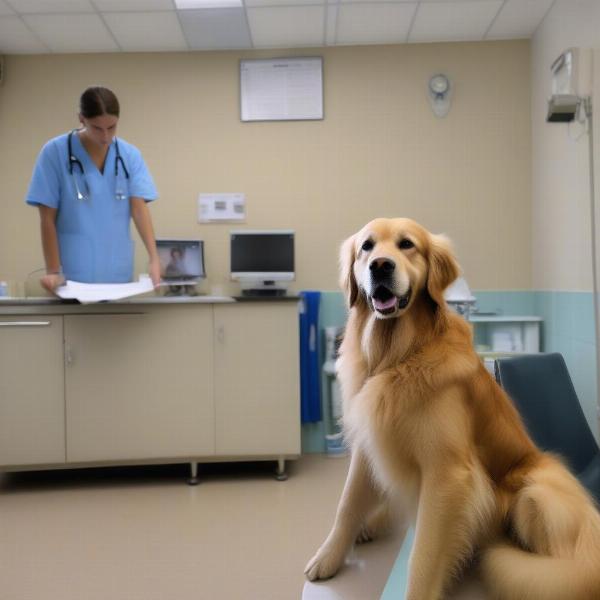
[26,132,158,283]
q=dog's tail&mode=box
[482,520,600,600]
[482,453,600,599]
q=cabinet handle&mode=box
[65,344,73,365]
[0,321,51,327]
[217,325,225,343]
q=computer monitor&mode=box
[156,239,205,285]
[230,230,294,296]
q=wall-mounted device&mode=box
[547,47,592,122]
[428,74,452,118]
[230,230,294,297]
[198,193,245,223]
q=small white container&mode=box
[0,281,7,297]
[325,432,347,457]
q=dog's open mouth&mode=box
[371,285,411,315]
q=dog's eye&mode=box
[398,239,414,250]
[361,240,374,252]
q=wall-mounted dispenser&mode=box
[547,47,592,122]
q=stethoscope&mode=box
[67,129,130,201]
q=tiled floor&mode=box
[0,455,401,600]
[0,454,491,600]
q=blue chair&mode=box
[494,353,600,504]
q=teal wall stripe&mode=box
[474,290,537,315]
[533,291,598,441]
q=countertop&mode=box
[0,294,300,315]
[0,295,235,305]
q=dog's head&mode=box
[340,218,459,319]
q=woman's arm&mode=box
[130,197,160,287]
[38,205,65,292]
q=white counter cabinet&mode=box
[469,315,542,354]
[214,303,300,457]
[64,307,215,463]
[0,299,301,479]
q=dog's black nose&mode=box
[369,258,395,279]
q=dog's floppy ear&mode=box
[339,234,359,308]
[427,233,459,308]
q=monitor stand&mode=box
[239,280,288,298]
[241,288,286,298]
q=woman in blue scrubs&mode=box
[26,86,161,293]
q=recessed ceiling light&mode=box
[175,0,242,8]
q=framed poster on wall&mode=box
[240,57,323,122]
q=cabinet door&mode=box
[214,303,300,456]
[0,316,65,466]
[64,307,214,463]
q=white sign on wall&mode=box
[240,57,324,122]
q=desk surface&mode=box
[302,528,489,600]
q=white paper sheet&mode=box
[240,57,323,121]
[56,276,155,303]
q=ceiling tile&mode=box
[418,0,499,2]
[247,6,324,48]
[103,12,187,51]
[409,1,503,43]
[178,8,251,50]
[336,3,417,45]
[246,0,321,7]
[339,0,415,3]
[0,0,555,53]
[0,0,14,16]
[0,15,47,52]
[23,13,118,52]
[7,0,95,14]
[94,0,174,11]
[486,0,554,39]
[176,0,241,7]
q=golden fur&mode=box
[305,217,600,599]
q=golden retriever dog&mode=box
[305,217,600,599]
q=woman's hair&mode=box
[79,86,120,119]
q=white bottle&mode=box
[0,281,7,297]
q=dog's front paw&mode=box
[304,544,346,581]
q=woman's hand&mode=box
[149,257,161,289]
[40,273,65,294]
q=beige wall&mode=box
[531,0,600,291]
[0,41,530,294]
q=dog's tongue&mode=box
[373,296,396,311]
